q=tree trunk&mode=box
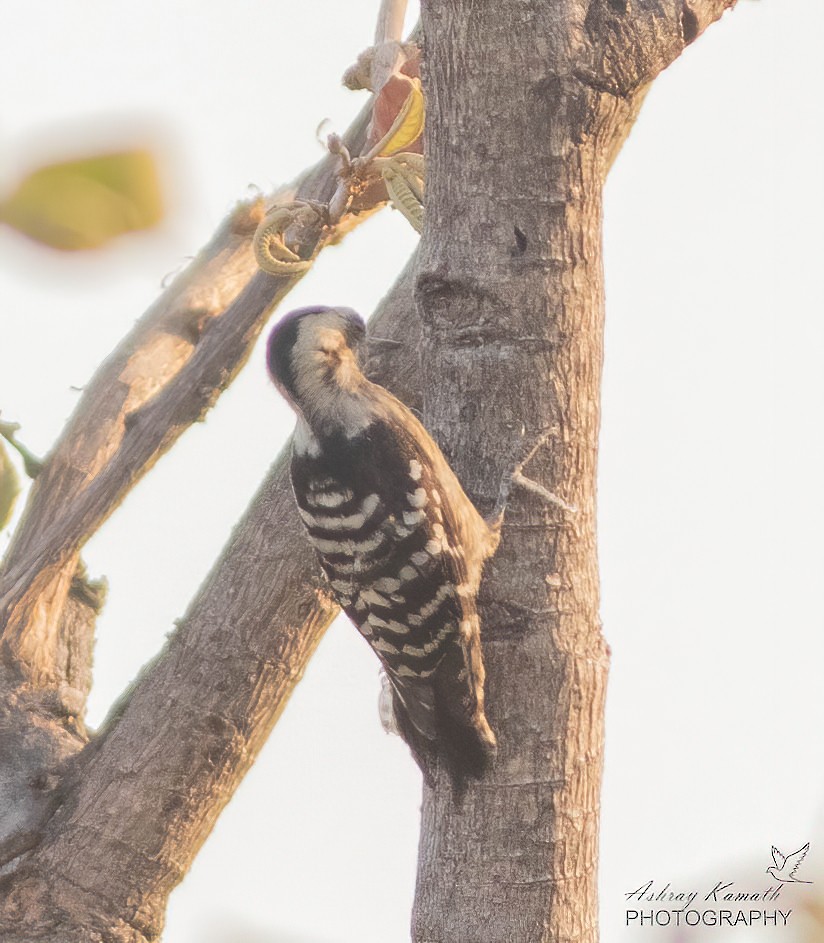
[0,0,738,938]
[411,1,735,939]
[412,4,609,940]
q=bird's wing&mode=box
[786,843,810,878]
[772,847,786,869]
[361,413,496,786]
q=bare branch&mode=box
[0,257,421,939]
[375,0,408,45]
[577,0,738,98]
[0,101,377,683]
[0,566,104,863]
[0,88,387,905]
[371,0,411,94]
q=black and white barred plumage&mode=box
[267,306,497,792]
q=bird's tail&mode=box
[390,690,496,798]
[386,642,497,798]
[434,691,497,797]
[433,638,497,796]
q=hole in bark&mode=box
[607,0,628,12]
[533,74,561,99]
[513,227,528,254]
[681,3,699,43]
[30,773,52,791]
[163,793,186,815]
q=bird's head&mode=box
[267,305,367,419]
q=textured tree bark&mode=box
[412,5,609,939]
[410,1,735,940]
[0,0,739,938]
[0,259,423,942]
[0,97,376,884]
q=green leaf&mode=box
[0,149,164,251]
[0,441,20,531]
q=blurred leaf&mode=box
[0,441,20,531]
[0,149,164,250]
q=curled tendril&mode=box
[377,152,424,233]
[253,201,324,276]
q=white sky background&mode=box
[1,2,822,942]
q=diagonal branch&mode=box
[0,257,422,940]
[577,0,738,100]
[375,0,409,45]
[371,0,411,92]
[0,101,377,683]
[0,567,105,867]
[0,75,390,892]
[0,16,424,930]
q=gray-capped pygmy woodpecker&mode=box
[267,305,498,793]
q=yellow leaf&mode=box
[0,149,164,251]
[378,79,425,157]
[0,442,20,531]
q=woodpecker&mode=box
[267,305,498,793]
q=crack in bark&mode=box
[681,2,700,43]
[573,67,634,101]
